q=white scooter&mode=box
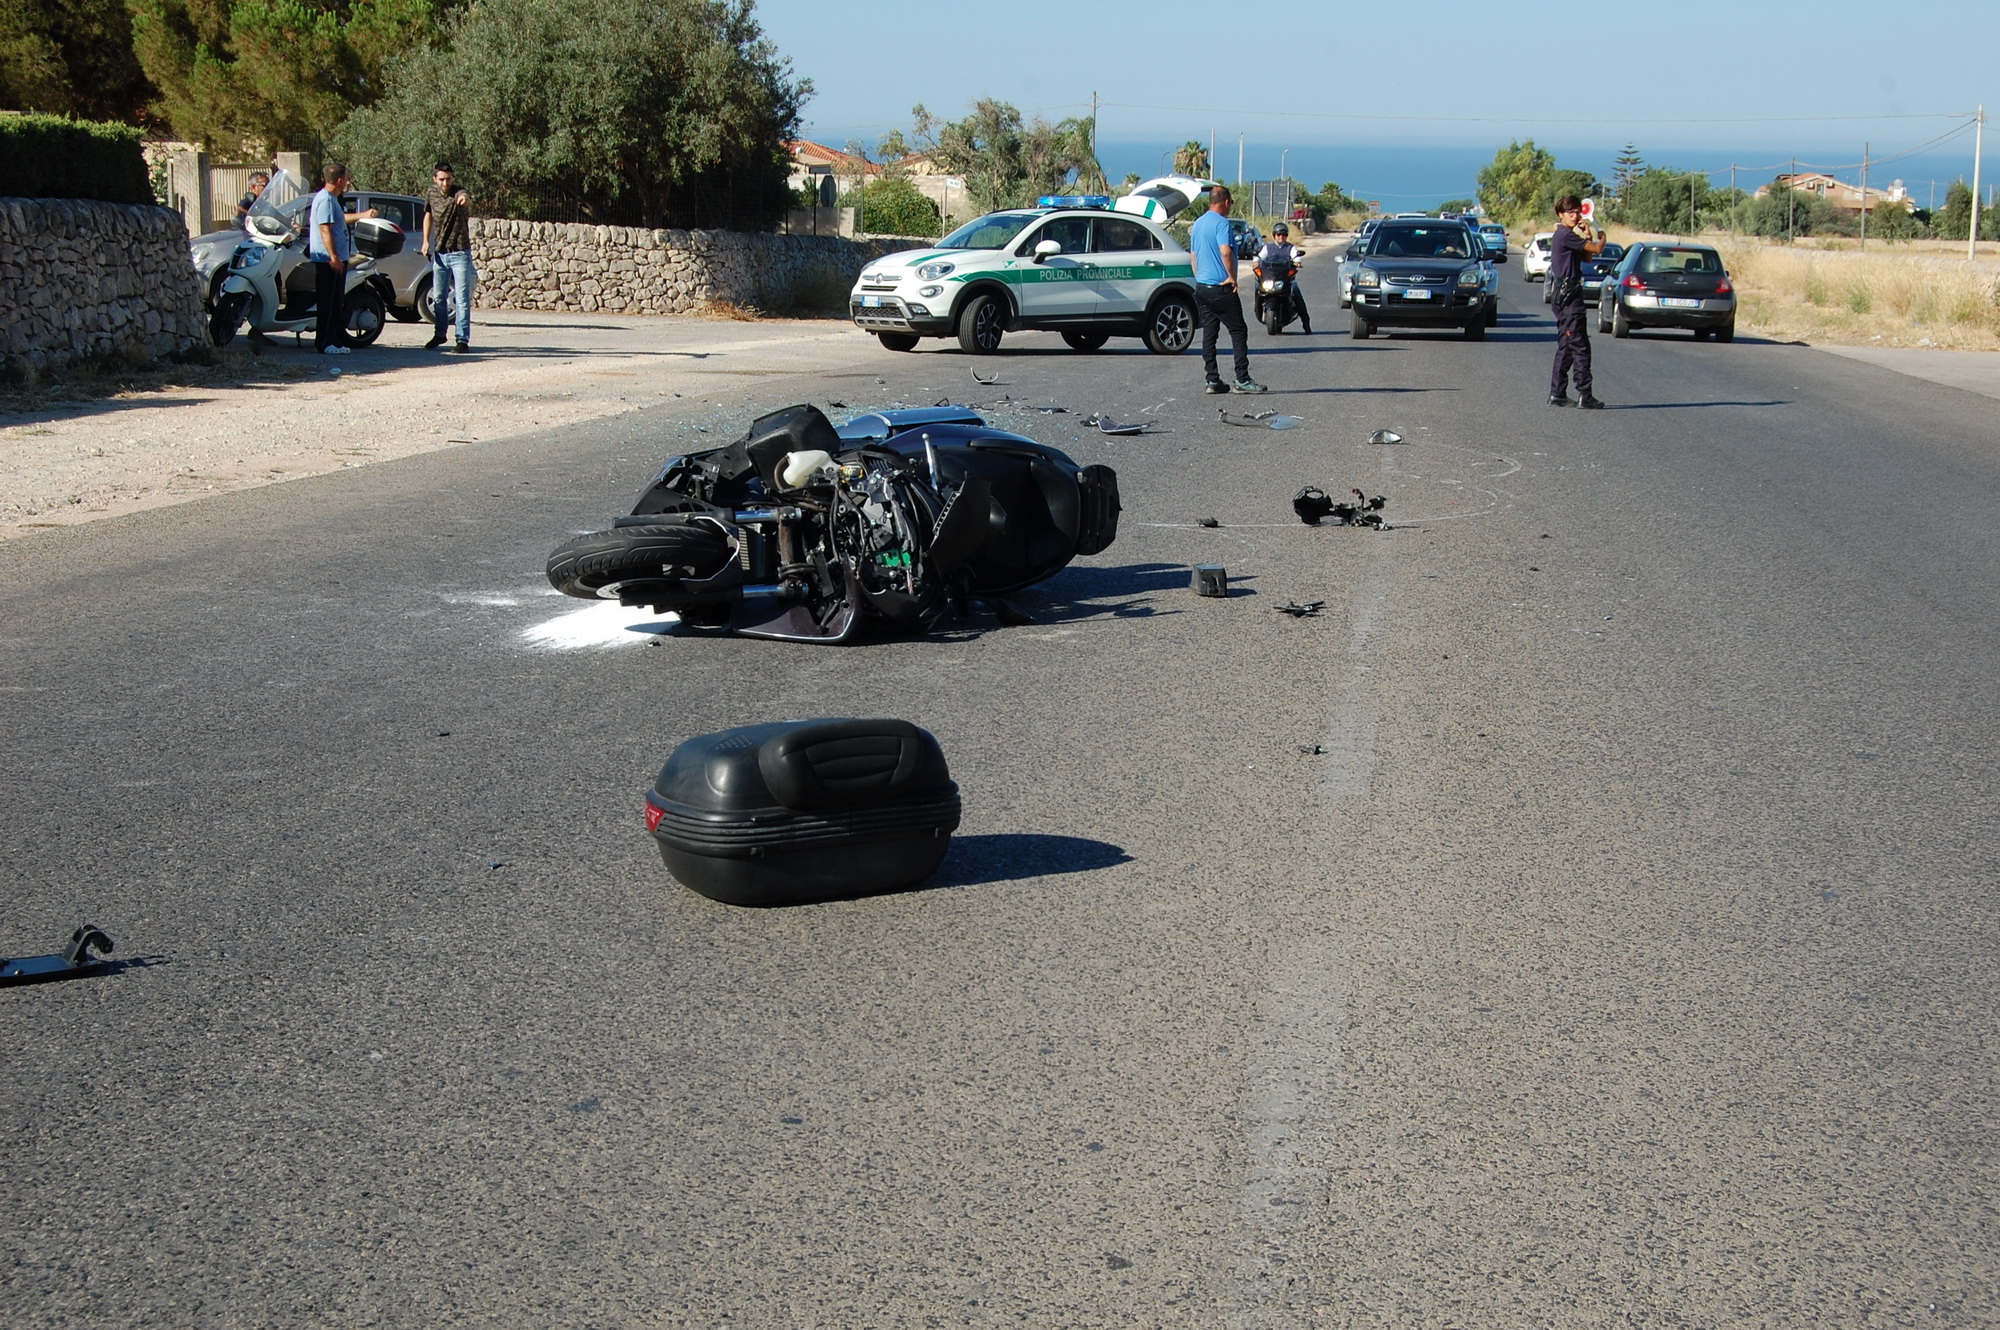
[210,169,404,350]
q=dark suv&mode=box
[1346,220,1494,339]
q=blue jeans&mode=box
[431,251,476,345]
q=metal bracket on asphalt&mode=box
[1,924,116,986]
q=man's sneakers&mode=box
[1550,392,1606,409]
[1234,379,1268,395]
[1205,380,1230,395]
[449,342,471,354]
[321,345,351,356]
[1548,393,1573,407]
[1578,395,1605,409]
[425,332,447,349]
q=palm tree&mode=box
[1173,141,1209,178]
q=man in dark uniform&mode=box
[1547,194,1604,408]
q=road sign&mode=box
[1580,197,1596,221]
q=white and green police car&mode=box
[850,193,1205,356]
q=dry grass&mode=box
[1601,225,2000,349]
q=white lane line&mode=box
[1235,450,1397,1327]
[521,599,680,649]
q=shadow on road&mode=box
[1606,400,1792,410]
[931,834,1133,887]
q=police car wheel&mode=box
[1143,296,1196,355]
[877,333,920,352]
[957,293,1005,354]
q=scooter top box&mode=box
[646,718,960,907]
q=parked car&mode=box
[1477,223,1508,261]
[1336,219,1381,307]
[191,188,438,324]
[850,202,1199,355]
[1522,231,1553,281]
[1228,218,1263,260]
[1345,218,1495,339]
[1577,241,1625,301]
[1598,242,1736,340]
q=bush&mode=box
[0,113,152,202]
[838,176,939,238]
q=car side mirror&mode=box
[1032,238,1062,263]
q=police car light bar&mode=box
[1037,194,1112,209]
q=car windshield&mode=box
[937,212,1039,250]
[1639,247,1722,274]
[1369,226,1471,259]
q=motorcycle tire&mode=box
[1265,308,1284,336]
[547,522,732,600]
[210,293,247,348]
[343,287,387,348]
[1143,294,1196,355]
[1061,331,1109,352]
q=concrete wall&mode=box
[0,197,209,377]
[470,218,919,315]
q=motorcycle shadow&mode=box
[938,562,1192,639]
[930,834,1133,888]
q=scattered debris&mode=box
[970,368,1001,385]
[827,400,848,408]
[1296,486,1386,529]
[1267,415,1301,429]
[1297,743,1328,755]
[1198,517,1221,528]
[1,924,115,986]
[1192,564,1228,597]
[1367,428,1404,445]
[1274,601,1324,617]
[1025,404,1069,414]
[1083,414,1149,435]
[1221,409,1300,429]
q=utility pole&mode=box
[1860,142,1868,248]
[1089,90,1098,190]
[1730,164,1736,237]
[1971,105,1985,260]
[1237,133,1244,188]
[1210,129,1215,181]
[1788,156,1796,242]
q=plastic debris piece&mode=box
[1198,517,1220,528]
[1192,565,1228,597]
[1367,429,1404,445]
[1026,404,1069,414]
[1084,414,1148,435]
[1293,486,1334,525]
[1266,415,1301,430]
[1275,601,1325,618]
[970,368,1000,385]
[1297,744,1328,755]
[1219,409,1275,427]
[0,924,114,986]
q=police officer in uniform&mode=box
[1547,194,1604,408]
[1253,222,1311,334]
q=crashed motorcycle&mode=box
[546,404,1121,643]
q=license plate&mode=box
[1662,297,1700,309]
[1403,288,1431,300]
[862,296,883,307]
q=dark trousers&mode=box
[1550,299,1593,397]
[314,261,343,351]
[1196,284,1250,384]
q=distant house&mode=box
[785,140,969,226]
[785,139,881,195]
[1755,171,1915,213]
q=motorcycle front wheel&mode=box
[343,287,387,348]
[210,293,248,347]
[546,522,732,600]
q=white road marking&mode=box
[521,600,680,649]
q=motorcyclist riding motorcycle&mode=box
[1253,222,1311,335]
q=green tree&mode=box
[1741,185,1852,240]
[1868,199,1924,241]
[1437,197,1475,214]
[1933,179,2000,243]
[0,0,156,121]
[1173,139,1208,178]
[130,0,444,152]
[1612,141,1644,199]
[1622,167,1712,234]
[333,0,805,231]
[840,176,939,237]
[1476,139,1554,224]
[1533,168,1601,221]
[907,99,1098,212]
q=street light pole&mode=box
[1860,142,1868,249]
[1971,105,1985,260]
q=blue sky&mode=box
[757,0,1996,172]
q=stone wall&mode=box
[470,219,920,315]
[0,197,209,377]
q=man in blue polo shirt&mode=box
[307,162,376,356]
[1188,186,1265,395]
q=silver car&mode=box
[191,189,438,325]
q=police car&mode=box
[850,194,1201,356]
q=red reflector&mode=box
[645,801,665,833]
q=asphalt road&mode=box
[5,266,1998,1328]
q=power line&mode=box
[1097,101,1979,128]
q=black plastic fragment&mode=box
[1,924,115,986]
[1293,486,1334,525]
[1199,517,1220,528]
[1275,601,1324,617]
[1192,565,1228,597]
